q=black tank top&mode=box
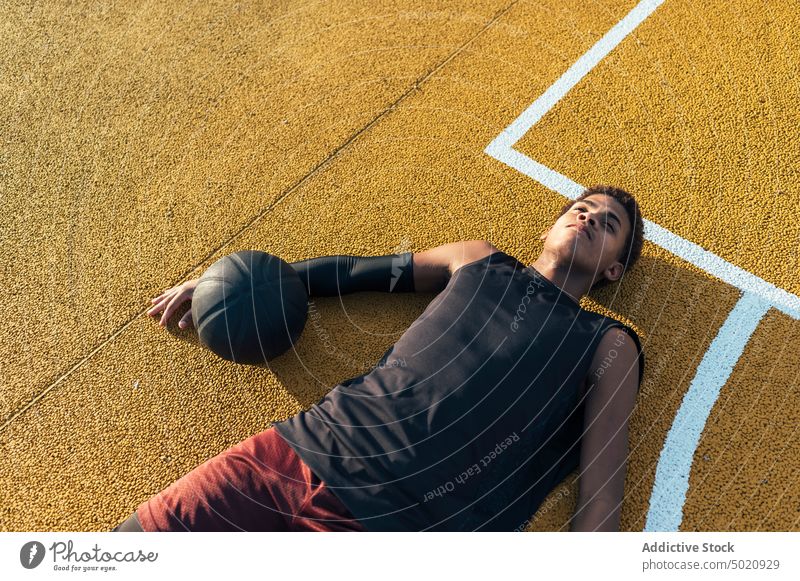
[273,250,644,531]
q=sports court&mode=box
[1,0,798,531]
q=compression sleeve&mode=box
[288,252,415,297]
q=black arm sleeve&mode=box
[288,252,415,297]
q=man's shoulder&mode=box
[449,240,503,273]
[582,312,643,352]
[583,322,644,395]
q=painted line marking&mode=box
[487,0,666,150]
[644,292,771,531]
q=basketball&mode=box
[191,250,309,364]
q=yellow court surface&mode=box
[1,0,798,531]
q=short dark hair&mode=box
[556,184,644,290]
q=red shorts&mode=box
[135,426,366,532]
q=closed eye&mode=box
[574,206,615,233]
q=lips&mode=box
[570,224,591,240]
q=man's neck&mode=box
[528,254,596,303]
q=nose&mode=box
[577,211,596,228]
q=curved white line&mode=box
[645,292,771,530]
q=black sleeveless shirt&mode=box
[273,250,644,531]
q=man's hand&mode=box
[146,278,200,329]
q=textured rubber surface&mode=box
[2,0,798,532]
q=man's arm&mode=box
[289,253,415,297]
[289,240,499,297]
[570,327,641,532]
[411,239,499,292]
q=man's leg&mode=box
[111,426,365,532]
[129,427,297,531]
[288,459,366,532]
[112,511,143,532]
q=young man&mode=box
[116,184,645,532]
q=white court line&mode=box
[644,292,771,531]
[486,0,667,150]
[483,0,798,531]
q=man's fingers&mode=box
[178,311,193,329]
[160,290,193,327]
[151,289,170,302]
[151,284,182,303]
[159,300,175,326]
[149,289,174,308]
[147,297,169,316]
[148,285,193,325]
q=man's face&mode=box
[539,194,631,285]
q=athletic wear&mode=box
[273,250,644,531]
[289,252,415,296]
[135,426,366,532]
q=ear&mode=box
[601,261,625,284]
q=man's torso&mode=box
[274,250,637,531]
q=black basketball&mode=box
[191,250,308,364]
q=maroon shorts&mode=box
[135,426,366,532]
